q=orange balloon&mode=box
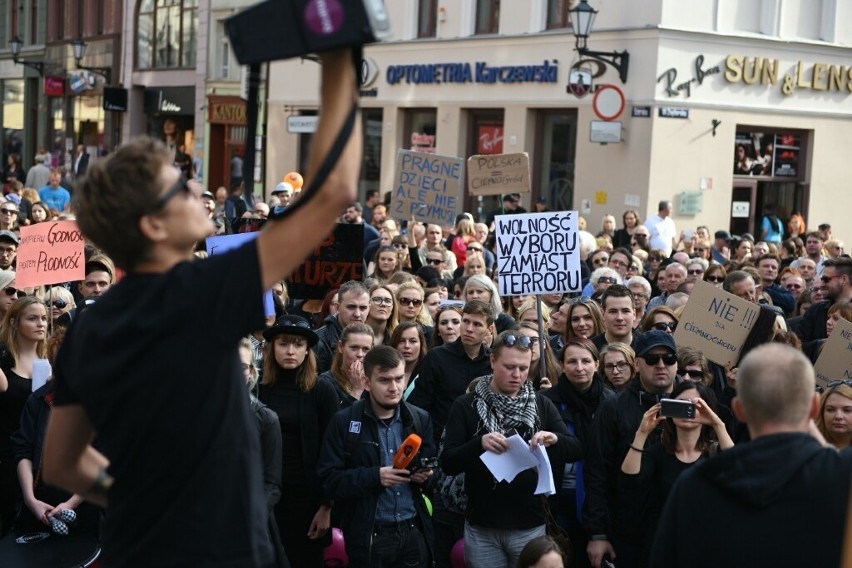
[284,171,303,190]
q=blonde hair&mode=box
[396,281,432,326]
[817,384,852,448]
[0,297,48,362]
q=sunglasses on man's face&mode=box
[706,275,725,283]
[640,353,678,366]
[4,287,20,298]
[426,258,443,266]
[501,334,533,349]
[0,208,18,215]
[152,176,192,211]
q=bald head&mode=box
[735,344,817,436]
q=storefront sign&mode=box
[494,211,582,296]
[44,76,65,97]
[731,201,750,218]
[287,115,319,133]
[813,318,852,386]
[725,55,852,96]
[386,60,558,85]
[286,223,365,301]
[360,58,380,87]
[103,87,128,112]
[478,126,503,154]
[208,98,247,125]
[658,54,720,98]
[659,107,689,119]
[69,72,95,94]
[410,133,436,154]
[467,153,530,196]
[734,132,800,178]
[392,150,463,225]
[144,87,195,115]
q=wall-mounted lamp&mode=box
[72,38,112,84]
[569,0,629,84]
[9,36,45,76]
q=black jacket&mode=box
[792,299,830,342]
[441,390,582,530]
[582,377,672,541]
[650,433,852,568]
[407,338,491,445]
[543,375,616,453]
[314,314,343,375]
[250,398,283,509]
[763,282,795,315]
[317,399,436,557]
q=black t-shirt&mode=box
[54,242,274,567]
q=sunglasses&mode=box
[426,258,443,266]
[51,299,68,309]
[393,243,407,249]
[153,176,192,211]
[640,353,678,366]
[502,334,533,349]
[687,269,704,276]
[593,257,609,264]
[604,361,629,373]
[467,247,483,253]
[371,296,393,306]
[817,379,852,393]
[4,286,19,297]
[706,275,725,283]
[652,321,677,332]
[679,369,705,380]
[398,297,423,307]
[0,208,18,215]
[597,276,617,284]
[821,274,842,284]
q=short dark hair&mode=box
[805,231,823,242]
[824,256,852,278]
[363,345,404,378]
[517,536,566,568]
[755,253,780,266]
[723,270,752,293]
[818,223,831,231]
[463,299,495,325]
[338,280,370,302]
[600,284,634,311]
[365,189,379,200]
[658,200,672,212]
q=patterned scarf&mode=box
[473,375,540,438]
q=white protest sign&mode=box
[495,211,582,296]
[813,318,852,387]
[467,153,531,196]
[391,149,463,226]
[673,280,760,366]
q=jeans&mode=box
[464,522,546,568]
[348,519,428,568]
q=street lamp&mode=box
[9,35,45,76]
[72,37,112,85]
[569,0,629,84]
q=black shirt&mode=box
[54,242,274,567]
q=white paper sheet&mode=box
[479,434,539,482]
[32,359,52,392]
[533,444,556,496]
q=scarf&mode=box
[557,374,604,422]
[473,375,540,438]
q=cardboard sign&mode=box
[16,221,85,288]
[467,153,531,196]
[286,223,364,301]
[673,280,760,366]
[813,318,852,386]
[494,211,582,296]
[205,232,274,317]
[391,150,463,226]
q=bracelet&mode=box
[629,444,644,453]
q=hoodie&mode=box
[650,433,852,568]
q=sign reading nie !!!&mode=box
[386,60,558,85]
[16,221,85,288]
[495,212,582,297]
[813,318,852,386]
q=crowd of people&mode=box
[0,50,850,568]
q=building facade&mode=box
[265,0,852,244]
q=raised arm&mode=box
[258,49,362,289]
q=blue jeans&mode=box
[464,522,546,568]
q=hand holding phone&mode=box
[659,399,696,419]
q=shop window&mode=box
[475,0,500,35]
[546,0,575,30]
[360,109,383,199]
[467,110,504,219]
[418,0,438,38]
[137,0,199,70]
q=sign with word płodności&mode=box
[392,149,463,226]
[467,153,531,196]
[495,211,582,297]
[16,221,86,288]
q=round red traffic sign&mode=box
[593,85,626,121]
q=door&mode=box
[730,180,757,237]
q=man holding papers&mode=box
[442,330,582,568]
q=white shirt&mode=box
[645,214,677,256]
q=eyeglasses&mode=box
[609,259,628,268]
[687,269,704,276]
[371,296,394,306]
[426,258,443,266]
[153,176,192,211]
[706,275,725,283]
[652,321,677,332]
[502,334,532,349]
[0,208,17,215]
[597,276,617,284]
[809,286,826,294]
[631,292,648,300]
[640,353,678,366]
[604,361,629,373]
[4,287,19,297]
[51,299,68,309]
[821,274,843,284]
[679,369,705,380]
[593,257,609,264]
[398,297,423,307]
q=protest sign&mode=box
[392,149,463,226]
[673,280,771,366]
[467,153,531,196]
[495,211,582,296]
[16,221,85,288]
[813,318,852,386]
[206,232,274,317]
[286,223,364,300]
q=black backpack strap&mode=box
[405,402,424,437]
[343,399,366,463]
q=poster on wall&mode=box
[478,125,504,154]
[773,133,800,178]
[733,131,800,178]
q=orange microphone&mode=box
[393,434,422,470]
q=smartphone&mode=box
[659,399,696,419]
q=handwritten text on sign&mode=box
[287,223,364,300]
[813,317,852,387]
[495,212,581,296]
[16,221,85,288]
[673,280,758,366]
[467,153,531,196]
[392,150,463,226]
